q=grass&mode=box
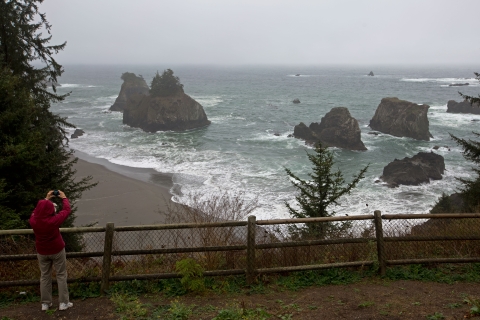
[463,296,480,317]
[426,312,445,320]
[211,303,272,320]
[110,293,149,320]
[386,263,480,283]
[2,263,480,319]
[358,301,375,308]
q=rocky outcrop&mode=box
[110,73,150,112]
[293,107,367,151]
[368,71,374,76]
[447,100,480,115]
[123,93,211,132]
[380,152,445,187]
[70,129,85,139]
[292,98,301,104]
[448,83,469,87]
[369,97,432,141]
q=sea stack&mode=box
[447,100,480,115]
[293,107,367,151]
[110,73,150,112]
[381,152,445,187]
[123,69,210,132]
[369,97,432,141]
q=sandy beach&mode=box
[72,150,177,227]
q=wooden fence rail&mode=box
[1,212,479,290]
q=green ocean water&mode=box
[52,64,480,219]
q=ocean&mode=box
[52,64,480,220]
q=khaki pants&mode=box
[37,248,69,304]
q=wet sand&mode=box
[72,151,178,227]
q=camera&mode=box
[53,190,60,197]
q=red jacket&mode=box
[29,198,71,255]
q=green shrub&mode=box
[175,258,205,293]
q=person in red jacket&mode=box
[29,190,73,311]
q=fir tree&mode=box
[0,0,66,102]
[285,144,368,238]
[450,132,480,212]
[460,72,480,106]
[0,0,96,236]
[150,69,184,97]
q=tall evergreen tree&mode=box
[285,144,368,238]
[0,0,95,234]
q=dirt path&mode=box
[2,280,480,319]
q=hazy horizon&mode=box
[40,0,480,66]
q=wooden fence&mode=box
[1,211,480,291]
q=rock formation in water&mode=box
[368,71,374,76]
[369,97,432,141]
[123,93,211,132]
[380,152,445,187]
[293,107,367,151]
[292,98,301,104]
[70,129,85,139]
[123,70,210,132]
[110,73,150,112]
[447,100,480,115]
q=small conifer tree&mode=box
[285,144,368,238]
[150,69,184,97]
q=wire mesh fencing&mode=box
[109,223,249,278]
[382,214,480,264]
[255,216,377,270]
[1,212,480,288]
[0,228,106,286]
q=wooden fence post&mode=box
[373,211,386,276]
[101,222,114,293]
[246,215,256,285]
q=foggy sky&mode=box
[40,0,480,65]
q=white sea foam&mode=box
[60,83,100,88]
[190,95,223,108]
[400,77,477,83]
[429,104,447,110]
